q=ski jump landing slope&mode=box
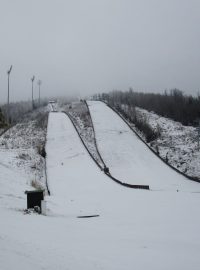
[46,112,134,216]
[87,101,200,191]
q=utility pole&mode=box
[7,65,12,125]
[31,75,35,110]
[37,80,42,107]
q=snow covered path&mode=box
[88,101,200,191]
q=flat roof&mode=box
[25,190,44,194]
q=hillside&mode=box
[1,101,200,270]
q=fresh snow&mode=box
[1,108,200,270]
[62,101,105,167]
[0,107,48,190]
[87,101,200,191]
[135,107,200,179]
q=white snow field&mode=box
[87,101,200,191]
[1,111,200,270]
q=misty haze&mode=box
[1,1,200,270]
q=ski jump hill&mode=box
[87,101,199,191]
[1,107,200,270]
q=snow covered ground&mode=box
[87,101,200,191]
[108,102,200,180]
[135,107,200,179]
[0,127,6,135]
[1,109,200,270]
[0,107,49,190]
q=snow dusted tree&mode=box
[96,89,200,126]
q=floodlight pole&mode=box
[31,76,35,110]
[7,65,12,125]
[37,80,42,107]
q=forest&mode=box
[94,89,200,126]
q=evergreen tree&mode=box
[0,107,7,128]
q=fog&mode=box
[0,0,200,103]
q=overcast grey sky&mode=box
[0,0,200,103]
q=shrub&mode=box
[114,104,159,143]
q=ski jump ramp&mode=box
[45,112,136,216]
[87,101,200,191]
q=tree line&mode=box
[94,89,200,126]
[0,99,48,127]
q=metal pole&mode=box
[32,80,33,108]
[7,73,9,124]
[7,65,12,125]
[37,80,42,107]
[39,83,40,106]
[31,76,35,110]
